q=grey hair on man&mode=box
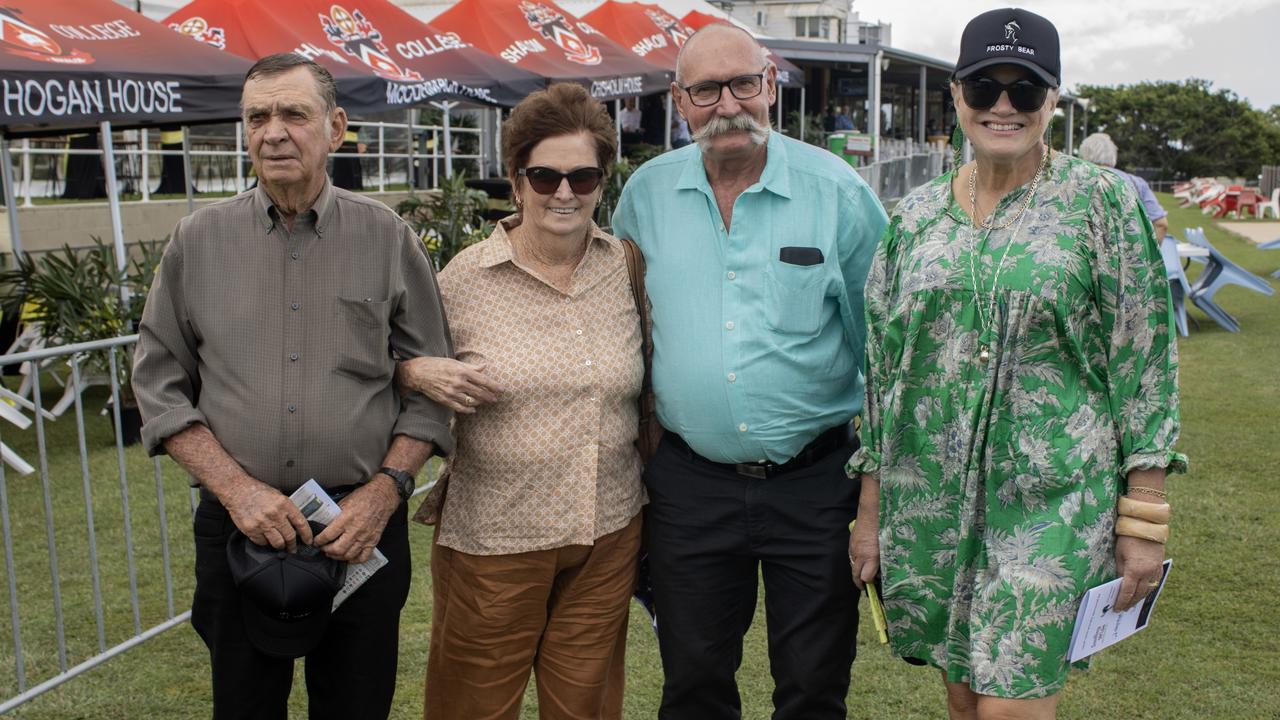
[1078,132,1119,167]
[242,52,339,112]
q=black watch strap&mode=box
[377,466,415,501]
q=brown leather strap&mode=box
[620,238,662,461]
[620,238,651,382]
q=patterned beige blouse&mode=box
[434,217,646,555]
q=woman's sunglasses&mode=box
[517,166,605,195]
[961,77,1052,113]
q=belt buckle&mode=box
[734,463,770,480]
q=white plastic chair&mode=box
[1256,188,1280,220]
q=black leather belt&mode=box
[667,424,855,479]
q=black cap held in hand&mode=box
[226,521,347,659]
[954,8,1060,87]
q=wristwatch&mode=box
[377,466,416,501]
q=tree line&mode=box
[1053,78,1280,181]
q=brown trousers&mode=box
[424,514,641,720]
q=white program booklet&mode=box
[1068,558,1173,662]
[289,479,388,610]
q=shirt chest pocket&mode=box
[764,261,826,336]
[333,296,393,381]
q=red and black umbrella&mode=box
[430,0,670,100]
[162,0,546,112]
[0,0,251,133]
[580,1,692,71]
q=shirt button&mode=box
[291,302,300,311]
[287,404,296,413]
[289,352,299,361]
[585,360,593,366]
[285,459,295,468]
[727,271,736,280]
[725,321,735,330]
[562,297,571,304]
[291,251,299,260]
[727,372,737,382]
[738,423,748,432]
[576,329,584,336]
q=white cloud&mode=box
[853,0,1279,107]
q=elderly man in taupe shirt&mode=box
[132,53,452,720]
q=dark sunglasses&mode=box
[517,166,605,195]
[961,77,1052,113]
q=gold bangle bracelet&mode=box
[1115,516,1169,544]
[1118,497,1171,524]
[1128,485,1168,500]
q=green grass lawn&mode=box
[2,192,1279,718]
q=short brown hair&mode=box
[244,53,338,112]
[502,83,617,182]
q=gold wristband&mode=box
[1115,515,1169,544]
[1118,497,1171,524]
[1127,485,1168,500]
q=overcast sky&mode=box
[854,0,1280,110]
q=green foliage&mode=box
[1059,79,1280,179]
[396,172,492,270]
[0,237,162,400]
[787,109,826,147]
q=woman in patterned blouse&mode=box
[847,9,1186,718]
[399,84,645,719]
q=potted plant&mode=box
[0,237,161,445]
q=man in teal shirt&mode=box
[612,23,887,720]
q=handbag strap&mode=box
[620,238,653,392]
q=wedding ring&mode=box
[463,395,474,406]
[1146,580,1160,588]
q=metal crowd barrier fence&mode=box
[0,334,437,712]
[6,120,486,206]
[857,147,947,205]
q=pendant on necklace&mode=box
[978,347,991,364]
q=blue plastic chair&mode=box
[1159,239,1191,337]
[1183,227,1209,266]
[1260,237,1280,278]
[1187,228,1274,298]
[1184,228,1274,332]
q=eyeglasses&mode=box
[960,77,1052,113]
[680,68,768,107]
[517,166,605,195]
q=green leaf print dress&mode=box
[847,152,1188,698]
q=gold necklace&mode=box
[968,143,1050,230]
[966,146,1051,364]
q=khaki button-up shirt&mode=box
[436,218,645,555]
[133,181,453,491]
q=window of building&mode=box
[794,16,831,39]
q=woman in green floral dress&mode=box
[847,9,1186,719]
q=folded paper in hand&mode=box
[1068,558,1172,663]
[290,479,388,611]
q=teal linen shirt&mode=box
[612,131,887,464]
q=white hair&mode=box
[1078,132,1118,167]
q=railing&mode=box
[0,334,436,712]
[855,139,949,205]
[4,119,486,205]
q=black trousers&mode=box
[643,433,861,720]
[191,498,411,720]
